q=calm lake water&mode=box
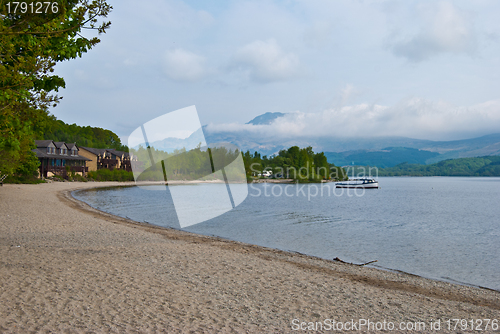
[73,177,500,291]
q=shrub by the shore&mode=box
[87,169,134,182]
[3,175,45,184]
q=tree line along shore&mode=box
[3,118,500,184]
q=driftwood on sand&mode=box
[333,257,378,266]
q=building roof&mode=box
[32,148,91,161]
[37,143,132,161]
[80,147,107,156]
[80,147,131,159]
[53,142,69,149]
[78,147,97,155]
[34,140,55,148]
[34,140,91,161]
[106,149,130,158]
[66,143,78,150]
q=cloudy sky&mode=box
[53,0,500,143]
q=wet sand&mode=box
[0,182,499,333]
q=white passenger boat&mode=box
[335,178,379,189]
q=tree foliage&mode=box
[126,144,346,183]
[132,145,244,182]
[243,146,347,182]
[42,115,127,151]
[0,0,112,176]
[378,156,500,176]
[87,169,134,182]
[324,147,441,168]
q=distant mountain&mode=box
[204,129,322,156]
[203,112,500,166]
[133,111,500,166]
[246,112,286,125]
[205,130,500,162]
[418,133,500,152]
[416,133,500,163]
[324,147,441,168]
[145,128,206,152]
[379,156,500,176]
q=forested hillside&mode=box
[379,156,500,176]
[42,116,127,151]
[325,147,440,168]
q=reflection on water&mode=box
[74,177,500,291]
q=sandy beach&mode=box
[0,182,498,333]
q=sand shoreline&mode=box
[1,182,499,333]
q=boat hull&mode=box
[335,183,379,189]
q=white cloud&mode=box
[162,48,207,82]
[231,39,300,83]
[391,1,477,62]
[206,98,500,141]
[339,84,360,106]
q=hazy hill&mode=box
[324,147,441,168]
[379,156,500,176]
[137,112,500,167]
[246,112,286,125]
[204,112,500,166]
[145,128,206,152]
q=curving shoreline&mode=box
[1,181,499,332]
